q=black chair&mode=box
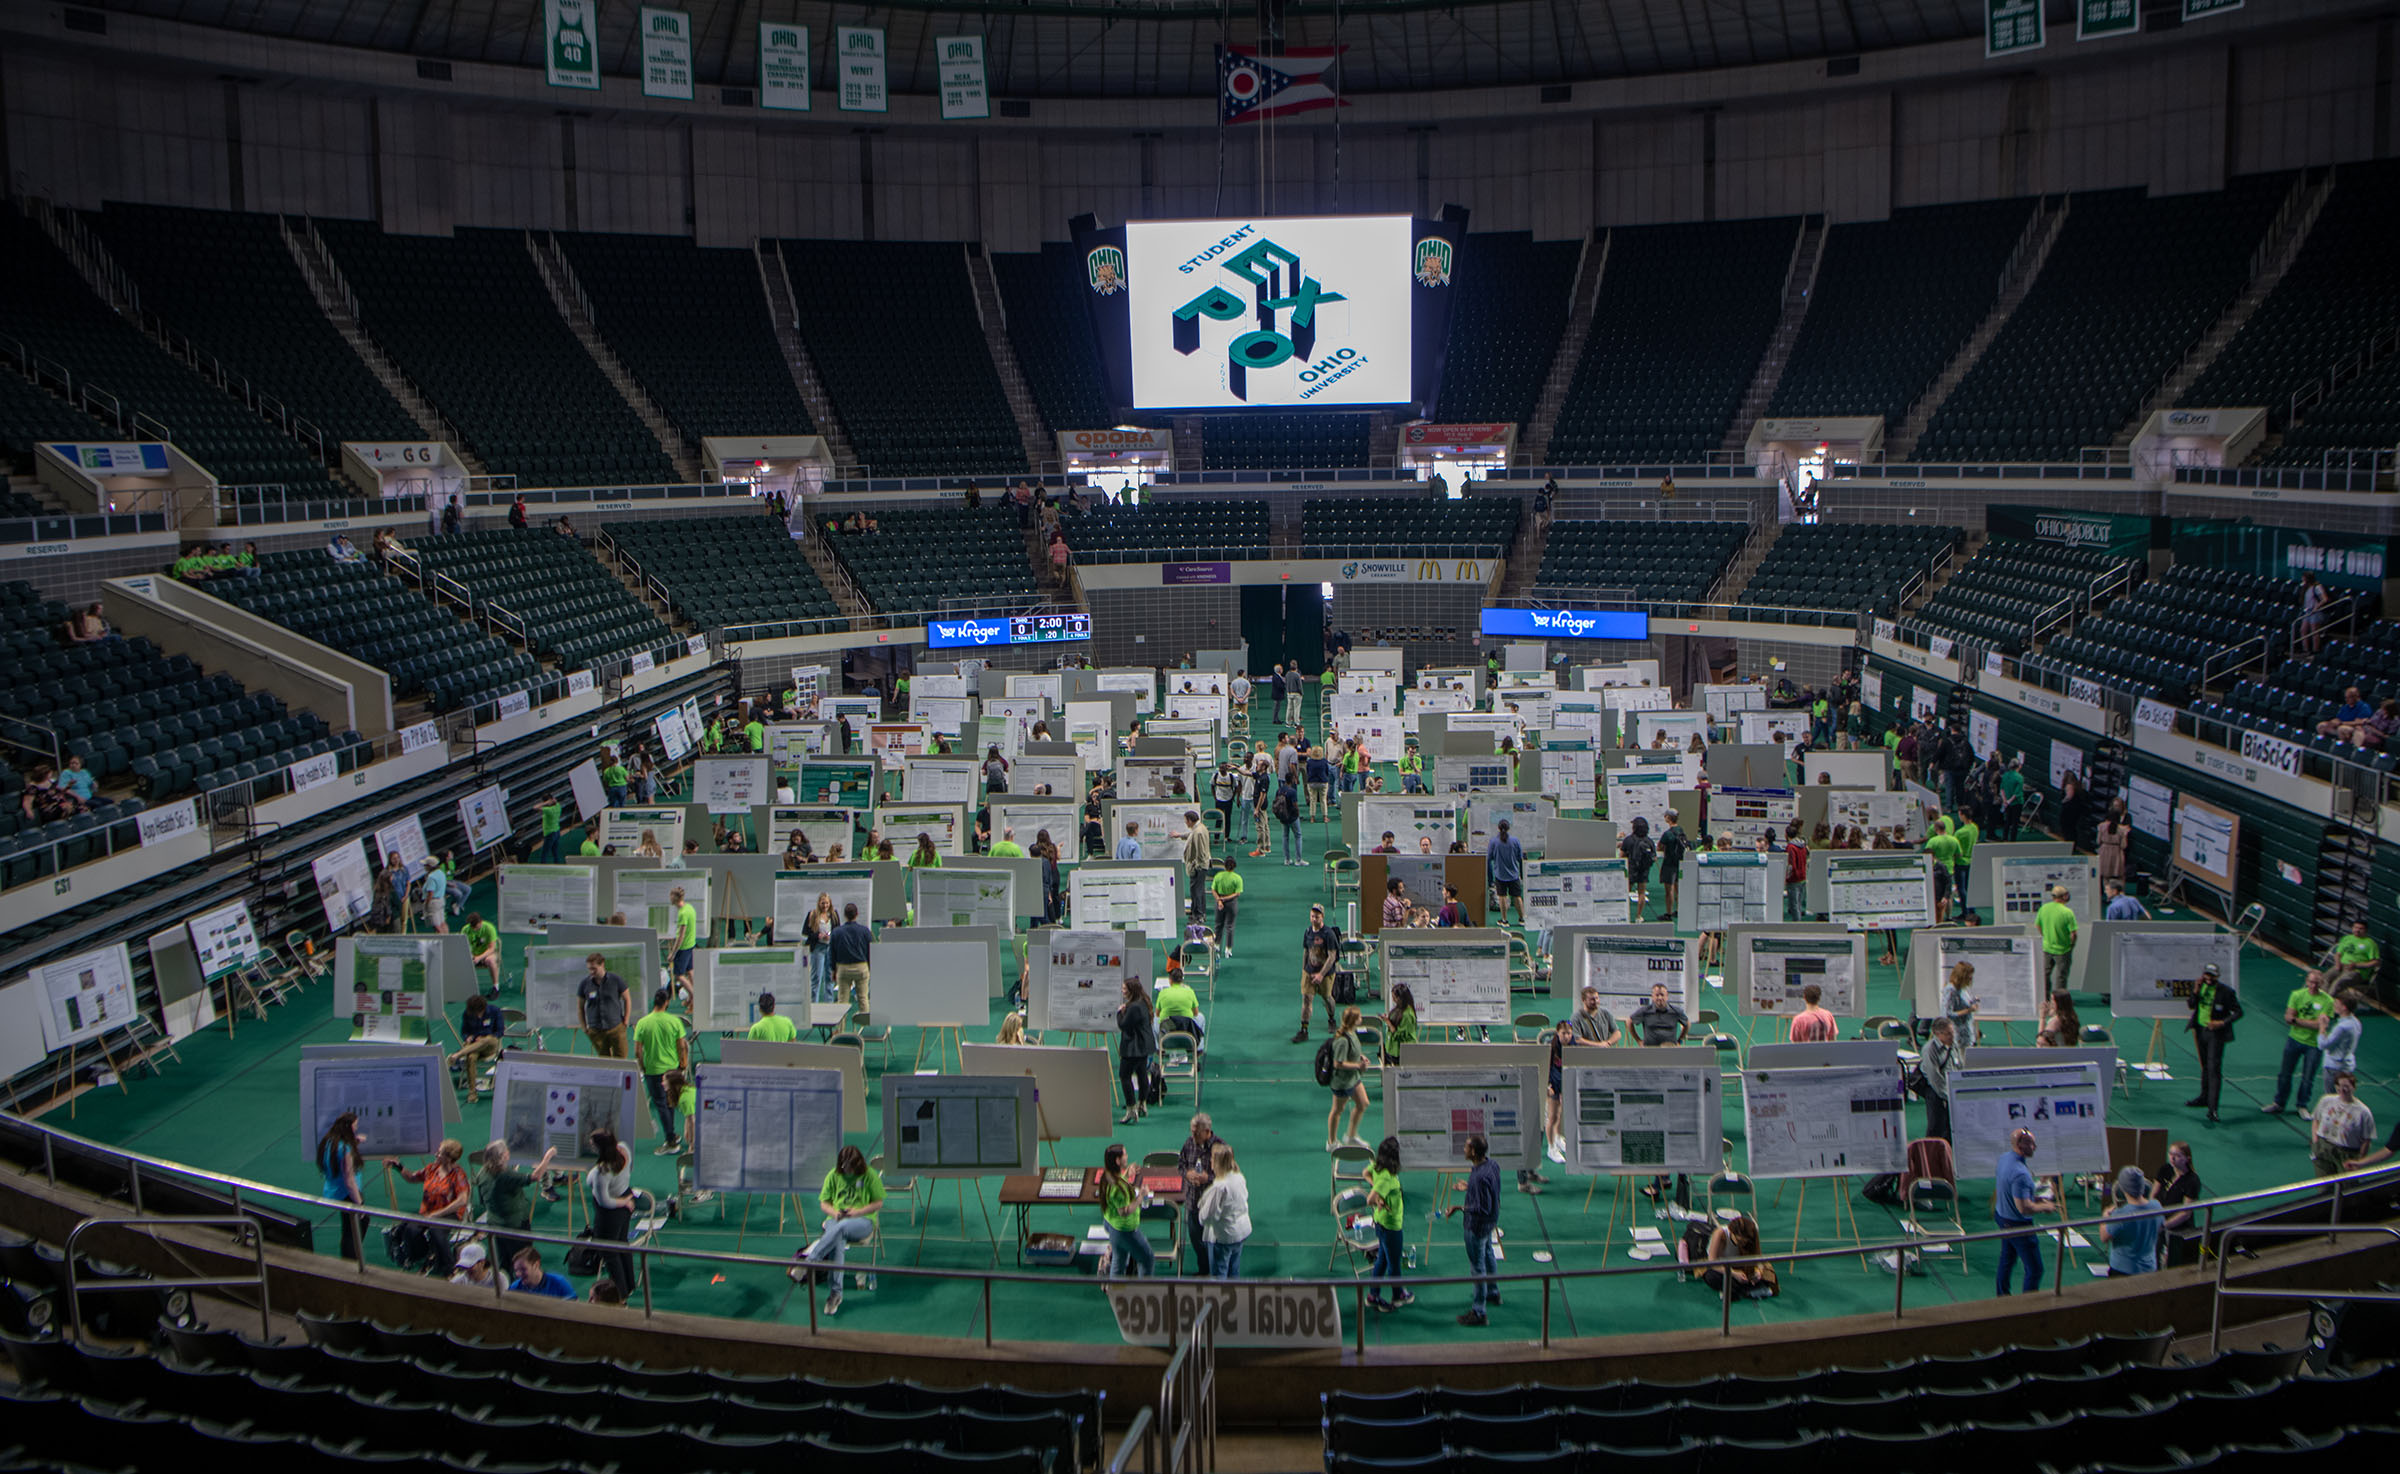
[796,1436,917,1474]
[1433,1386,1534,1417]
[1700,1430,1829,1472]
[1559,1406,1675,1450]
[1327,1414,1447,1459]
[0,1327,76,1385]
[433,1335,534,1377]
[1793,1391,1935,1438]
[1814,1424,1962,1464]
[1458,1451,1578,1474]
[950,1408,1078,1458]
[1574,1441,1705,1474]
[234,1331,322,1381]
[298,1309,378,1351]
[157,1319,244,1367]
[1328,1388,1431,1421]
[1327,1453,1448,1474]
[1448,1410,1562,1454]
[701,1394,827,1441]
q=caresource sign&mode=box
[1480,607,1651,641]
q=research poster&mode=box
[1949,1061,2109,1176]
[772,865,876,940]
[1735,930,1862,1016]
[1110,801,1198,861]
[1523,859,1630,928]
[1602,770,1676,834]
[492,1056,641,1161]
[1096,671,1156,714]
[1737,710,1811,746]
[798,758,879,808]
[1466,797,1550,856]
[310,839,377,932]
[2172,796,2238,890]
[697,948,807,1033]
[29,943,138,1051]
[1070,866,1180,933]
[457,784,512,854]
[1994,855,2095,925]
[1707,787,1795,849]
[901,757,979,806]
[1540,739,1597,812]
[344,935,434,1039]
[523,941,651,1032]
[1741,1064,1908,1179]
[1384,936,1511,1027]
[299,1051,444,1158]
[1357,797,1462,852]
[497,865,599,932]
[885,1074,1037,1176]
[374,815,430,874]
[2112,929,2239,1018]
[1690,852,1773,931]
[694,757,772,814]
[763,807,855,860]
[1041,929,1129,1034]
[1559,1061,1721,1175]
[1574,932,1695,1019]
[1383,1065,1534,1172]
[1930,928,2042,1023]
[614,869,713,937]
[600,807,686,853]
[987,800,1079,854]
[691,1064,845,1194]
[1824,852,1935,931]
[187,900,263,981]
[873,803,965,856]
[914,867,1017,931]
[1432,755,1514,794]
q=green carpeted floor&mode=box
[44,693,2395,1347]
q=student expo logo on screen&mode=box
[1170,226,1359,402]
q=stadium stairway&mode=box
[525,234,701,483]
[280,219,485,478]
[1886,197,2067,461]
[2115,169,2334,447]
[752,241,860,474]
[1525,230,1606,464]
[965,247,1058,473]
[1720,215,1827,454]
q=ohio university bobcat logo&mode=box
[1414,237,1452,287]
[1086,246,1125,295]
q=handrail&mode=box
[1110,1408,1157,1474]
[66,1214,271,1342]
[20,1103,2398,1354]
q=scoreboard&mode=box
[926,612,1094,650]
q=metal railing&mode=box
[2211,1223,2400,1354]
[12,1107,2400,1356]
[66,1215,270,1342]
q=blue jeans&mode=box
[1369,1225,1405,1302]
[1464,1225,1498,1310]
[1109,1225,1156,1278]
[644,1073,679,1146]
[1994,1219,2043,1295]
[535,833,562,864]
[1282,822,1301,862]
[2273,1038,2322,1110]
[1208,1237,1246,1279]
[605,786,627,807]
[811,948,832,1003]
[803,1215,876,1276]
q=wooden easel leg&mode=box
[1789,1179,1808,1255]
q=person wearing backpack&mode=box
[1619,816,1657,921]
[1273,778,1304,866]
[1322,1007,1370,1150]
[1656,817,1689,923]
[1295,903,1342,1042]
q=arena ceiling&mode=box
[98,0,1997,98]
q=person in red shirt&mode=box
[1786,983,1838,1042]
[1783,822,1810,921]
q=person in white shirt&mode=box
[1196,1142,1251,1278]
[2311,1072,2374,1177]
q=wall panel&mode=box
[2229,27,2377,173]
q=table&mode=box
[807,1002,852,1039]
[999,1172,1185,1266]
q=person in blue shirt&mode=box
[2102,878,2148,922]
[57,755,97,805]
[1992,1128,2058,1296]
[1114,822,1144,860]
[1447,1133,1504,1325]
[1486,820,1526,927]
[507,1246,577,1298]
[2315,687,2375,739]
[2100,1166,2162,1276]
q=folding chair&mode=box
[1513,1011,1553,1043]
[1707,1138,1754,1219]
[1329,1187,1376,1273]
[1859,1014,1900,1041]
[1905,1136,1966,1260]
[1508,935,1540,993]
[1158,1020,1202,1105]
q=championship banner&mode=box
[835,26,888,112]
[639,7,694,99]
[935,35,989,120]
[759,23,811,110]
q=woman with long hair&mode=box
[1031,830,1063,926]
[804,892,838,1003]
[635,829,664,860]
[983,745,1011,794]
[585,1128,638,1293]
[317,1111,366,1258]
[1098,1142,1154,1277]
[1365,1135,1412,1312]
[1943,961,1981,1046]
[1703,1211,1772,1297]
[2038,990,2082,1048]
[1197,1143,1250,1279]
[1325,1007,1369,1150]
[1386,983,1420,1056]
[996,1011,1027,1045]
[2095,798,2131,885]
[1117,978,1157,1125]
[790,1144,884,1315]
[908,833,942,869]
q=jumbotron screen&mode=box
[1076,213,1464,414]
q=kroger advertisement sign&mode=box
[1480,608,1651,641]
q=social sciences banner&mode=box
[836,26,888,113]
[544,0,601,89]
[639,7,694,99]
[759,23,811,111]
[935,35,990,120]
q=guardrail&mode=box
[8,1107,2399,1355]
[1491,593,1866,630]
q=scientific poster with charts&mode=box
[1825,791,1918,846]
[988,801,1078,854]
[1603,685,1672,715]
[1733,930,1862,1017]
[614,869,712,937]
[1603,769,1677,835]
[1070,723,1112,775]
[1741,1064,1908,1180]
[656,708,693,762]
[1384,937,1511,1027]
[2124,774,2174,842]
[1737,710,1811,747]
[1097,671,1156,714]
[1540,739,1597,812]
[493,1056,640,1162]
[1042,930,1129,1034]
[868,723,930,760]
[763,807,854,861]
[1407,690,1474,722]
[1466,797,1550,855]
[299,1051,444,1158]
[1358,797,1462,852]
[798,759,879,808]
[1630,710,1709,749]
[1824,852,1935,931]
[694,757,772,814]
[524,941,651,1031]
[874,803,965,855]
[1070,867,1179,933]
[1969,711,2001,762]
[1930,929,2041,1023]
[696,948,806,1033]
[2172,796,2238,891]
[1122,756,1196,802]
[343,935,434,1039]
[1110,802,1198,861]
[985,697,1048,743]
[457,784,512,854]
[2112,929,2239,1018]
[1861,671,1883,713]
[374,815,430,874]
[692,1065,845,1195]
[1994,855,2095,925]
[1011,758,1081,801]
[885,1074,1037,1177]
[188,899,263,982]
[914,867,1016,931]
[1384,1065,1535,1172]
[1164,692,1228,730]
[910,695,975,735]
[1707,787,1795,849]
[497,865,599,932]
[1575,933,1696,1019]
[1446,712,1526,747]
[1524,859,1630,929]
[772,866,876,941]
[1345,716,1404,764]
[600,807,686,853]
[1690,852,1774,932]
[2049,740,2086,792]
[910,673,970,701]
[1433,755,1513,794]
[1702,684,1769,721]
[311,839,377,932]
[765,723,832,764]
[1005,672,1064,709]
[1559,1060,1721,1175]
[1949,1061,2109,1176]
[29,943,138,1051]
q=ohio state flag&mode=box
[1218,45,1347,123]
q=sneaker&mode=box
[1292,1029,1311,1044]
[1341,1134,1369,1149]
[1458,1310,1488,1326]
[2185,1097,2207,1108]
[1546,1143,1565,1164]
[653,1142,680,1156]
[823,1294,843,1316]
[1392,1290,1415,1307]
[2261,1104,2283,1115]
[1367,1298,1392,1313]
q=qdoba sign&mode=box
[1060,428,1170,455]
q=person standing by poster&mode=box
[2035,886,2078,995]
[2184,963,2242,1123]
[577,952,631,1058]
[2265,971,2334,1116]
[1449,1133,1503,1325]
[1487,820,1526,927]
[1992,1127,2058,1297]
[632,987,690,1153]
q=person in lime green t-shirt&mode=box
[1209,855,1245,958]
[1998,759,2028,840]
[905,834,944,868]
[748,991,800,1042]
[1952,814,1980,909]
[2034,886,2078,995]
[2268,971,2334,1114]
[1924,826,1960,924]
[601,754,631,806]
[1095,1142,1152,1278]
[1364,1136,1411,1311]
[987,828,1027,859]
[745,717,767,753]
[536,796,564,863]
[2332,921,2381,992]
[670,886,701,993]
[795,1145,884,1312]
[630,988,690,1151]
[463,913,502,996]
[579,833,601,856]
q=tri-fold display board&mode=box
[883,1074,1038,1177]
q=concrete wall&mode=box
[104,575,389,738]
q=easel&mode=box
[2141,1018,2169,1070]
[732,1190,812,1251]
[717,871,758,946]
[1774,1173,1868,1263]
[1585,1172,1643,1249]
[912,1175,1000,1265]
[46,1034,135,1119]
[913,1024,966,1073]
[1426,1166,1469,1258]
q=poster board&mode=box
[28,943,139,1051]
[310,838,378,932]
[1912,926,2043,1024]
[760,806,856,861]
[901,757,981,806]
[1706,786,1795,848]
[0,980,51,1080]
[338,935,436,1040]
[874,928,1003,1023]
[913,866,1019,931]
[187,900,264,982]
[1741,1062,1908,1180]
[599,806,687,854]
[1950,1061,2109,1177]
[770,863,887,937]
[373,814,429,874]
[988,799,1080,854]
[690,1065,845,1195]
[961,1041,1118,1141]
[1381,1064,1540,1174]
[491,1055,642,1160]
[564,758,607,822]
[1107,800,1202,862]
[690,947,809,1034]
[1381,932,1512,1027]
[2171,795,2239,892]
[298,1049,445,1158]
[1562,928,1698,1017]
[1070,863,1182,934]
[1010,756,1082,801]
[1981,849,2094,925]
[1120,754,1196,802]
[694,757,773,815]
[1801,752,1890,788]
[1689,851,1774,932]
[2124,773,2174,843]
[1523,858,1630,929]
[497,865,600,932]
[1729,926,1866,1018]
[718,1038,867,1133]
[2109,927,2239,1019]
[873,802,967,856]
[798,758,880,808]
[145,925,209,1040]
[884,1074,1038,1177]
[1096,671,1157,714]
[1465,796,1552,856]
[523,941,653,1032]
[1702,684,1769,720]
[1737,709,1811,747]
[457,783,512,854]
[1357,854,1483,934]
[612,869,712,937]
[1030,928,1134,1034]
[1602,769,1678,835]
[1558,1052,1723,1176]
[1822,852,1935,931]
[1355,796,1463,853]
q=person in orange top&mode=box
[1786,982,1838,1043]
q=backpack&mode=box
[1623,832,1656,871]
[1659,828,1687,866]
[1313,1039,1336,1087]
[1273,789,1299,825]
